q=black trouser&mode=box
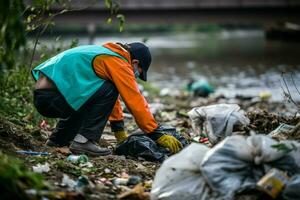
[33,81,119,146]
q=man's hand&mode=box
[114,130,128,144]
[156,134,183,154]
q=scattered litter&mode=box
[127,176,142,185]
[113,175,142,186]
[144,180,152,189]
[16,150,50,156]
[187,79,214,97]
[159,88,181,97]
[32,162,50,173]
[79,161,93,168]
[67,154,89,164]
[104,168,112,174]
[192,136,209,144]
[259,91,272,101]
[40,119,51,131]
[61,174,76,189]
[112,178,128,186]
[257,168,290,198]
[269,123,295,138]
[115,125,188,162]
[149,103,165,115]
[188,104,249,144]
[75,175,90,193]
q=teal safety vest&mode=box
[32,45,128,111]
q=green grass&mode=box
[0,152,47,199]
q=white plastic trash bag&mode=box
[283,174,300,200]
[201,135,300,199]
[151,143,223,200]
[188,104,249,144]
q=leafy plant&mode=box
[0,0,26,69]
[105,0,125,32]
[0,152,46,199]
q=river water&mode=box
[43,29,300,102]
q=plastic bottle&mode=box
[67,155,89,164]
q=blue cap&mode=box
[128,42,151,81]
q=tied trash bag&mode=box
[151,143,223,200]
[283,174,300,200]
[115,125,188,162]
[201,135,300,199]
[188,104,249,145]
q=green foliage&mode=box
[0,0,26,69]
[0,37,79,128]
[0,152,46,199]
[105,0,125,32]
[0,67,35,120]
[54,160,82,176]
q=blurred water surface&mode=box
[41,29,300,102]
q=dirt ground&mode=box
[0,94,299,200]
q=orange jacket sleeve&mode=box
[93,53,158,133]
[109,97,123,121]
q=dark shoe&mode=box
[45,139,69,147]
[69,140,111,156]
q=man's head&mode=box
[127,42,152,81]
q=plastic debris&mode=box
[188,104,249,144]
[269,123,295,138]
[61,174,76,189]
[67,154,89,164]
[113,175,142,186]
[40,119,51,131]
[159,88,181,97]
[16,150,50,156]
[115,125,188,162]
[79,161,93,168]
[187,79,214,97]
[259,91,272,101]
[32,162,50,173]
[104,168,112,174]
[76,175,90,192]
[149,103,165,115]
[257,168,290,198]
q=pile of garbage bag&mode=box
[151,134,300,200]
